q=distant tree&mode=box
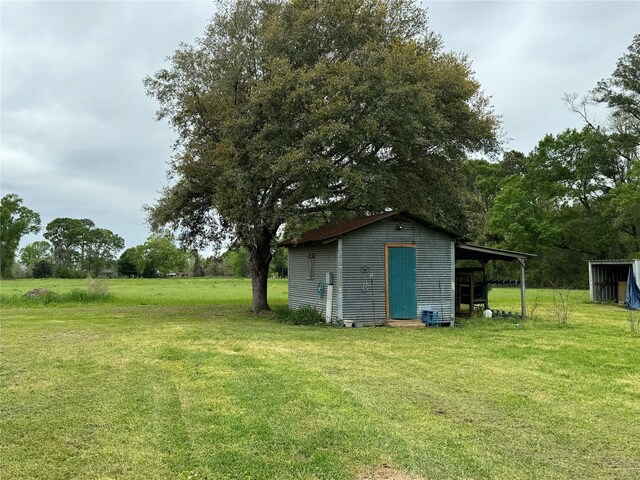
[83,228,125,276]
[561,35,640,257]
[606,163,640,255]
[477,36,640,287]
[44,218,124,276]
[19,240,51,277]
[44,218,95,271]
[464,150,529,244]
[533,128,620,210]
[593,34,640,146]
[141,262,156,278]
[145,0,498,311]
[140,232,189,276]
[203,256,225,276]
[269,247,288,278]
[192,251,206,277]
[486,126,637,287]
[32,260,53,279]
[117,248,141,277]
[221,248,248,278]
[592,34,640,253]
[490,128,625,255]
[0,194,41,278]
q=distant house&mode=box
[280,212,534,326]
[100,269,118,279]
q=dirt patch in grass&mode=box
[23,288,56,298]
[359,465,422,480]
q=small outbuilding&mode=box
[588,259,640,308]
[280,212,534,326]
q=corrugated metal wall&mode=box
[287,243,338,318]
[341,218,454,325]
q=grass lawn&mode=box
[1,278,639,479]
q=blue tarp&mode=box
[625,266,640,310]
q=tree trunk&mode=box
[251,264,270,313]
[247,234,273,313]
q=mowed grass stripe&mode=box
[1,279,639,478]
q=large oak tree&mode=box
[145,0,499,312]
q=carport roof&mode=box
[455,243,536,262]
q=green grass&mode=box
[1,279,638,479]
[0,277,288,306]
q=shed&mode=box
[588,259,640,304]
[280,212,534,326]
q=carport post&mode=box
[519,258,526,318]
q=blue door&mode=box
[387,246,417,319]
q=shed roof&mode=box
[588,259,638,265]
[279,211,463,246]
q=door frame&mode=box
[385,243,417,321]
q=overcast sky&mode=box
[1,1,638,253]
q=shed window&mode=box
[307,253,315,280]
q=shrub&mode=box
[6,282,112,307]
[551,285,582,325]
[65,288,110,303]
[32,260,53,278]
[273,305,325,325]
[87,275,109,297]
[54,266,84,279]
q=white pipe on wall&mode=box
[325,284,334,324]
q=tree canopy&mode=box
[117,232,189,278]
[19,241,51,276]
[44,218,124,277]
[0,194,41,278]
[593,33,640,146]
[145,0,498,311]
[468,34,640,287]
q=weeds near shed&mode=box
[628,311,640,335]
[3,277,111,306]
[86,275,109,297]
[64,288,110,303]
[551,285,581,325]
[527,293,540,321]
[273,305,325,325]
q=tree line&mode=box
[0,193,287,279]
[466,35,639,287]
[0,197,190,279]
[0,199,127,279]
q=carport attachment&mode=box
[455,243,535,318]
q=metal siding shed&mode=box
[282,212,457,325]
[340,218,455,325]
[588,259,640,302]
[287,242,339,318]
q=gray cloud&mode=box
[427,1,639,152]
[1,1,638,252]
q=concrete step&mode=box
[386,320,425,328]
